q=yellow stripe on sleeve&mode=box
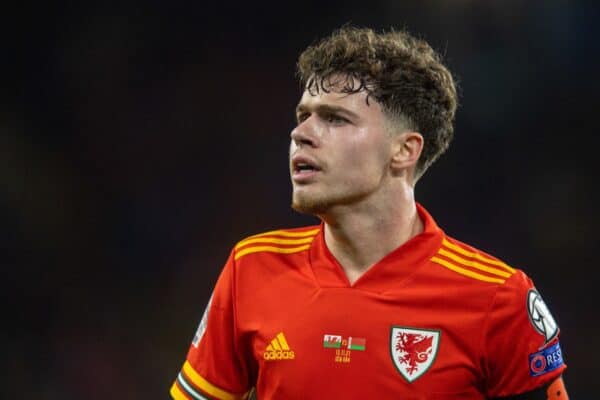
[437,248,512,278]
[442,238,516,273]
[182,361,244,400]
[431,256,506,284]
[170,382,189,400]
[235,236,315,250]
[244,228,320,240]
[234,245,311,260]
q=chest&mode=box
[239,285,490,399]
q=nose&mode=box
[290,117,319,148]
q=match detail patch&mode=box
[527,289,559,343]
[528,341,564,377]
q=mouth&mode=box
[291,156,321,182]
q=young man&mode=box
[170,27,568,399]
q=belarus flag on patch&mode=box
[348,337,366,351]
[323,335,342,348]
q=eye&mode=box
[296,112,310,123]
[325,113,348,125]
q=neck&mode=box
[320,185,424,285]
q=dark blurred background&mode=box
[2,1,598,398]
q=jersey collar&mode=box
[308,203,444,290]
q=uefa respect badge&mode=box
[528,341,564,377]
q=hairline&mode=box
[303,73,416,134]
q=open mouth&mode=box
[294,162,319,173]
[291,156,321,180]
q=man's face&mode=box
[289,78,394,216]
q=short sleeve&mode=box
[170,251,252,400]
[483,270,566,398]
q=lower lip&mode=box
[292,170,320,183]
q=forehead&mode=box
[297,87,382,117]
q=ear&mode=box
[390,131,424,173]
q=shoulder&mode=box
[434,235,553,332]
[431,235,523,286]
[232,225,321,262]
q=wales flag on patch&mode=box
[323,335,342,348]
[348,337,366,351]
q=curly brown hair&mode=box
[297,26,458,180]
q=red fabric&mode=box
[175,204,565,399]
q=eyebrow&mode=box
[295,104,360,120]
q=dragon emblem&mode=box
[395,332,434,374]
[390,326,441,382]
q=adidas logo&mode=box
[263,332,295,360]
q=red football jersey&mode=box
[171,204,566,399]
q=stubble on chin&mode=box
[291,183,374,216]
[290,190,330,216]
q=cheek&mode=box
[349,150,390,187]
[345,136,388,170]
[334,147,380,186]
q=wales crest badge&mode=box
[390,326,441,382]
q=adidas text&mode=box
[263,350,295,360]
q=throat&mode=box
[342,263,373,286]
[323,206,424,286]
[325,232,393,286]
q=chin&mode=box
[291,199,326,216]
[291,186,373,216]
[291,193,332,215]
